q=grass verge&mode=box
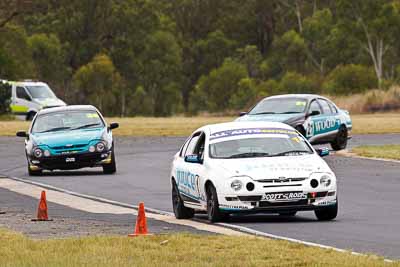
[352,145,400,160]
[0,228,396,267]
[0,113,399,137]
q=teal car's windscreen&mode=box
[249,98,307,115]
[32,111,104,133]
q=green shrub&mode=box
[279,72,318,94]
[323,64,377,95]
[229,77,258,110]
[0,81,11,115]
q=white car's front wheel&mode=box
[206,184,229,223]
[314,199,338,221]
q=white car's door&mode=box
[175,132,207,207]
[13,86,33,115]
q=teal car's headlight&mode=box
[96,142,106,152]
[33,147,43,158]
[33,146,51,158]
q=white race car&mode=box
[170,121,338,222]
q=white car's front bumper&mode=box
[218,176,337,213]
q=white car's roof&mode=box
[13,81,48,86]
[203,121,295,135]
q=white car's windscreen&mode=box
[209,128,313,159]
[26,85,56,99]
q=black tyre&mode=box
[279,211,297,217]
[26,112,36,121]
[331,125,348,151]
[171,179,195,219]
[103,147,116,174]
[206,184,227,223]
[28,165,42,176]
[315,200,338,221]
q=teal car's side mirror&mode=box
[109,123,119,130]
[316,147,330,157]
[185,154,202,164]
[16,131,27,138]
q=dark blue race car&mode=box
[236,94,352,150]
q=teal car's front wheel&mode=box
[103,147,116,174]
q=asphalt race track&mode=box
[1,134,400,259]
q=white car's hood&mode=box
[34,98,66,107]
[212,155,330,180]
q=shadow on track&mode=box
[194,213,318,224]
[38,170,105,176]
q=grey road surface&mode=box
[1,134,400,259]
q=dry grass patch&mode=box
[0,228,396,267]
[1,114,400,136]
[352,145,400,160]
[351,113,400,134]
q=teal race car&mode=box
[237,94,352,150]
[16,105,119,175]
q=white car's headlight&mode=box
[320,175,332,187]
[231,180,243,191]
[309,173,334,188]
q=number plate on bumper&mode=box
[262,192,307,202]
[65,157,76,163]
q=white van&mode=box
[9,80,66,120]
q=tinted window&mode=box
[184,134,200,156]
[179,138,190,157]
[16,87,31,101]
[249,98,307,115]
[194,134,206,160]
[318,99,332,114]
[328,102,338,113]
[309,100,322,114]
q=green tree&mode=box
[73,54,122,115]
[191,58,248,112]
[28,33,68,96]
[0,25,34,79]
[337,0,400,87]
[137,31,183,116]
[0,81,11,114]
[323,64,377,95]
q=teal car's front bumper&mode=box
[28,150,112,170]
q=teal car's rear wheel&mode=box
[331,125,348,151]
[103,147,116,174]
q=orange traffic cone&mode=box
[128,202,150,236]
[32,191,52,221]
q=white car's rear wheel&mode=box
[171,180,194,219]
